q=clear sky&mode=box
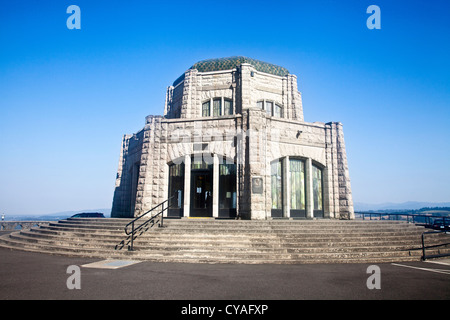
[1,0,449,215]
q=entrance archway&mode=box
[190,159,213,217]
[168,155,237,218]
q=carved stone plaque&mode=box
[252,177,263,194]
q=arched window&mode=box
[256,100,283,118]
[312,164,324,218]
[270,157,324,218]
[202,98,233,117]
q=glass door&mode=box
[190,159,213,217]
[219,163,236,218]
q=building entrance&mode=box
[190,163,213,217]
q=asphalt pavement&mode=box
[1,247,449,302]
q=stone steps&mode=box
[6,230,429,253]
[0,218,448,264]
[19,225,433,245]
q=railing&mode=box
[115,196,174,251]
[421,230,450,261]
[355,212,450,226]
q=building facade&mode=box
[111,57,354,220]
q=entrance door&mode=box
[191,170,213,217]
[219,163,236,218]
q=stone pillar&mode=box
[180,69,198,119]
[283,156,290,218]
[306,158,313,219]
[164,86,174,117]
[325,122,354,219]
[183,155,191,217]
[213,154,219,218]
[288,74,304,121]
[236,65,252,219]
[162,162,169,218]
[247,108,267,220]
[335,122,354,219]
[111,134,132,218]
[239,63,254,112]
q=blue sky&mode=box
[1,0,449,215]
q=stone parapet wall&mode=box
[0,221,50,231]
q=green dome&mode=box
[191,56,289,76]
[173,56,289,86]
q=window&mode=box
[274,104,283,118]
[271,159,283,217]
[168,162,184,217]
[312,165,324,217]
[202,101,210,117]
[257,101,264,110]
[270,158,325,218]
[213,98,221,117]
[265,101,273,116]
[219,162,237,218]
[224,99,233,115]
[290,159,306,217]
[256,100,283,118]
[191,159,211,170]
[203,98,233,117]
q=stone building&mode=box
[111,56,354,220]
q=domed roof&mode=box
[191,56,289,76]
[173,56,289,86]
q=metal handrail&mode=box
[115,196,174,251]
[421,230,450,261]
[355,212,449,226]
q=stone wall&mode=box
[111,130,144,218]
[165,64,303,122]
[0,221,50,231]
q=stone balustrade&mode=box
[0,221,51,231]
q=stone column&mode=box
[183,155,191,217]
[335,122,354,219]
[111,134,132,218]
[213,154,219,218]
[288,74,304,121]
[247,108,267,220]
[324,122,354,219]
[162,162,169,218]
[283,156,290,218]
[180,69,197,119]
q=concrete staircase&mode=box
[0,218,448,264]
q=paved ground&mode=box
[0,247,449,303]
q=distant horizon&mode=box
[2,201,450,218]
